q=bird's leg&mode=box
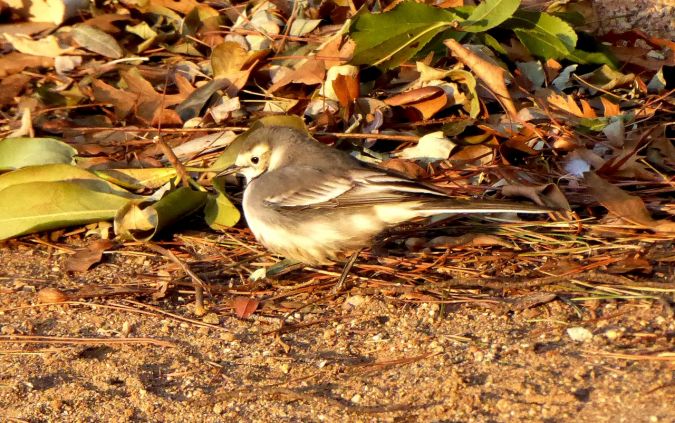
[331,249,362,294]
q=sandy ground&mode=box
[1,239,674,422]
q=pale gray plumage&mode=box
[230,127,551,265]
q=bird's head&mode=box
[223,127,315,183]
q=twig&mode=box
[0,335,175,348]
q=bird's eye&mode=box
[250,156,259,165]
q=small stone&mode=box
[213,403,223,414]
[202,313,220,325]
[604,328,622,341]
[344,295,365,308]
[350,393,362,404]
[567,327,593,342]
[220,331,235,342]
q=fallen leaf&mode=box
[428,233,513,249]
[385,86,448,120]
[600,97,621,117]
[0,52,53,77]
[114,188,207,241]
[72,24,123,59]
[6,0,88,25]
[398,131,456,163]
[0,180,132,240]
[269,58,326,92]
[3,33,70,57]
[501,183,570,211]
[233,296,260,318]
[444,38,517,120]
[0,137,77,170]
[380,158,428,179]
[65,239,116,272]
[92,80,136,119]
[37,287,69,303]
[0,73,31,106]
[584,172,675,233]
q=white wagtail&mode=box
[222,127,552,266]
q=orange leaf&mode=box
[600,97,621,117]
[233,296,260,318]
[332,73,360,108]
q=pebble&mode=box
[567,327,593,342]
[202,313,220,325]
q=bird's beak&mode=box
[215,164,243,178]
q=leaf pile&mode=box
[0,0,673,308]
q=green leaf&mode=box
[114,187,207,241]
[0,137,77,171]
[72,24,124,59]
[350,2,463,69]
[447,69,480,118]
[94,168,177,190]
[461,0,520,32]
[205,179,240,230]
[566,48,618,68]
[0,164,139,198]
[0,181,131,240]
[505,11,577,59]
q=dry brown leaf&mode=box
[147,0,198,14]
[120,69,185,125]
[37,287,69,303]
[537,89,585,118]
[428,234,513,249]
[579,99,597,118]
[444,38,517,120]
[0,52,54,78]
[385,86,447,121]
[502,183,571,211]
[268,58,326,93]
[606,255,653,274]
[380,158,428,179]
[233,296,260,319]
[332,73,359,109]
[92,79,136,119]
[600,97,621,117]
[65,239,116,273]
[0,73,31,106]
[585,172,675,233]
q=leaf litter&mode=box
[0,0,673,420]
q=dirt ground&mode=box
[0,237,673,423]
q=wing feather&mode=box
[263,167,447,209]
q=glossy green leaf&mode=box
[205,179,240,230]
[94,168,177,190]
[461,0,520,32]
[0,181,131,240]
[0,164,139,198]
[114,187,207,241]
[350,2,463,69]
[0,137,77,170]
[505,11,577,59]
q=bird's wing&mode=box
[263,166,447,209]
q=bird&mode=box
[222,126,552,266]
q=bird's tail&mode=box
[414,198,554,216]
